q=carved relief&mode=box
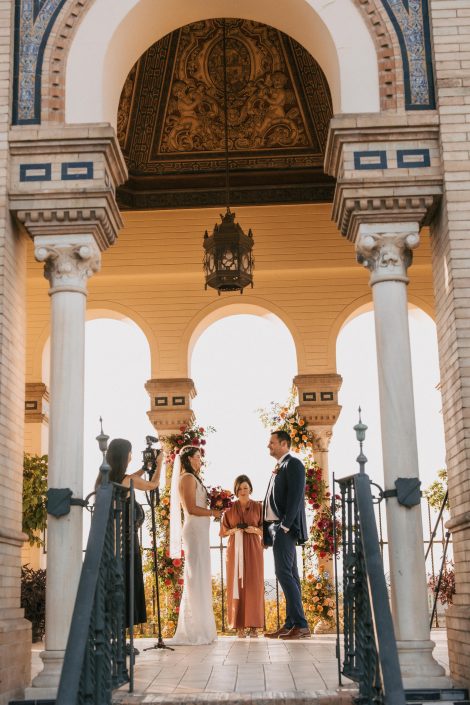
[159,20,309,153]
[34,235,101,293]
[116,18,334,208]
[356,229,420,284]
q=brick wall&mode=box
[0,1,32,702]
[429,0,470,688]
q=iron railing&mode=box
[336,471,406,705]
[56,469,135,704]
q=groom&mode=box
[263,430,310,639]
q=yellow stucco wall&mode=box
[25,203,435,383]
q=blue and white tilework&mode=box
[381,0,435,109]
[13,0,67,124]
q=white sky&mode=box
[82,308,446,577]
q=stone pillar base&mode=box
[446,605,470,688]
[397,639,452,689]
[0,614,31,704]
[25,649,64,700]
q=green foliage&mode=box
[424,469,449,511]
[21,565,46,642]
[22,454,48,546]
[428,561,455,606]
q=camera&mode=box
[142,435,162,480]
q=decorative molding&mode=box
[356,226,420,285]
[145,378,197,435]
[117,18,334,209]
[325,113,442,242]
[34,234,101,294]
[293,373,343,438]
[353,148,431,171]
[9,125,127,249]
[25,382,49,424]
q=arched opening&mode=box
[190,311,297,576]
[330,305,445,488]
[82,316,155,500]
[65,0,379,125]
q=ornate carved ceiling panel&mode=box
[117,19,335,209]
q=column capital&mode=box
[324,112,442,242]
[25,382,49,424]
[34,234,101,294]
[145,378,197,436]
[356,223,420,285]
[293,373,342,445]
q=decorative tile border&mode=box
[396,148,430,168]
[380,0,435,109]
[13,0,68,124]
[61,161,94,180]
[19,162,52,181]
[354,151,388,170]
[19,161,94,182]
[353,148,431,170]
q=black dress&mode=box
[124,499,147,628]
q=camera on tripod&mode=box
[141,435,162,480]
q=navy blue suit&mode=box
[263,454,308,630]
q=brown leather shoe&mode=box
[278,626,311,640]
[263,626,290,639]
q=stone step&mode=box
[405,688,470,704]
[113,690,356,704]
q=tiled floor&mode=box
[113,629,449,701]
[30,629,451,702]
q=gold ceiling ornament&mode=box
[203,19,254,295]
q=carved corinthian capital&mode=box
[356,224,420,285]
[34,234,101,294]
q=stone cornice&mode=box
[324,111,440,178]
[333,182,441,242]
[324,112,443,242]
[8,124,127,250]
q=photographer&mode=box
[220,474,264,638]
[96,438,163,640]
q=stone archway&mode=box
[8,0,469,701]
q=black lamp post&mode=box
[203,19,254,295]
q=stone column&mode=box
[356,222,449,687]
[26,235,100,698]
[294,373,342,631]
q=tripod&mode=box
[143,485,174,652]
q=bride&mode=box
[169,445,221,644]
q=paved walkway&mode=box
[31,629,450,702]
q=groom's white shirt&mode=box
[265,452,290,524]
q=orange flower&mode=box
[299,419,305,427]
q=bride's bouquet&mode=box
[208,486,234,521]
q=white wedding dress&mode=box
[171,474,217,645]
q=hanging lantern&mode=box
[203,19,254,294]
[203,208,254,294]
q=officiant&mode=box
[220,475,264,638]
